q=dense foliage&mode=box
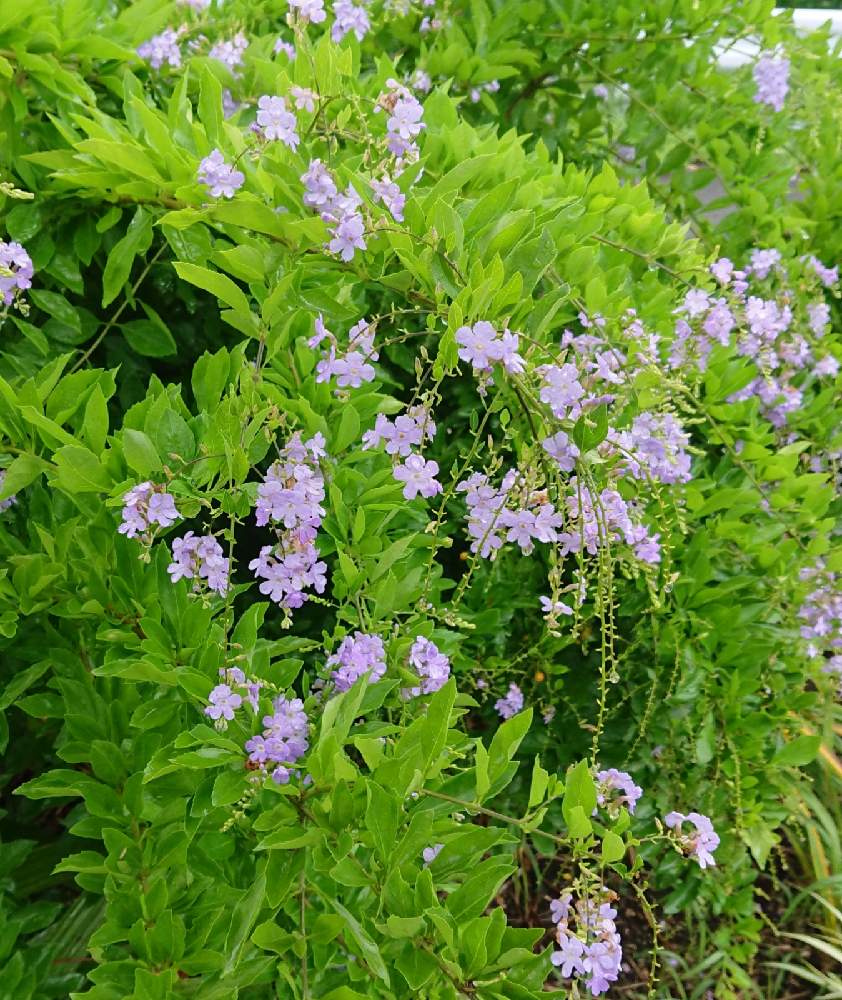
[0,1,840,998]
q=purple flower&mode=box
[422,842,444,866]
[540,364,585,419]
[665,811,720,869]
[393,454,442,500]
[607,412,692,485]
[808,302,830,337]
[291,86,317,112]
[0,241,34,305]
[551,932,586,978]
[542,430,580,472]
[198,149,244,199]
[274,38,296,60]
[710,257,734,285]
[809,256,839,288]
[749,247,782,280]
[206,683,242,722]
[332,0,370,41]
[167,532,229,595]
[495,683,524,719]
[363,407,435,456]
[289,0,327,22]
[138,29,182,69]
[753,54,789,112]
[328,211,366,262]
[371,175,405,222]
[256,95,299,149]
[595,768,643,817]
[540,596,573,616]
[209,33,248,73]
[456,321,524,376]
[328,632,387,692]
[245,696,309,776]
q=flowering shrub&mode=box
[0,1,839,998]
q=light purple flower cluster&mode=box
[378,79,425,163]
[167,532,230,595]
[245,695,309,785]
[594,768,643,818]
[249,432,327,612]
[797,561,842,691]
[301,160,367,262]
[289,0,327,22]
[664,811,720,869]
[542,430,580,473]
[468,80,500,103]
[540,363,586,419]
[118,482,180,542]
[753,54,789,112]
[312,315,376,387]
[328,632,387,692]
[0,240,34,306]
[605,412,692,485]
[274,38,296,60]
[405,636,450,696]
[562,478,661,565]
[670,253,840,429]
[362,406,436,456]
[456,470,563,559]
[456,321,525,386]
[361,402,441,499]
[550,890,623,996]
[370,175,405,222]
[208,32,248,73]
[332,0,370,41]
[255,95,299,149]
[495,682,524,719]
[0,470,16,512]
[205,683,242,723]
[809,255,839,289]
[394,454,442,500]
[137,28,182,70]
[198,149,245,199]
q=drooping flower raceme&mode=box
[198,149,245,199]
[550,889,623,996]
[456,321,525,381]
[301,160,367,262]
[362,406,436,456]
[753,53,789,112]
[0,240,34,306]
[167,532,230,595]
[118,482,180,542]
[664,811,720,869]
[328,632,387,692]
[245,695,309,785]
[249,433,327,614]
[606,412,692,485]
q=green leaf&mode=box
[101,207,154,307]
[122,319,177,358]
[122,429,161,475]
[365,782,401,865]
[772,734,822,767]
[53,446,111,493]
[0,453,51,498]
[173,262,251,317]
[324,896,390,985]
[601,831,625,863]
[562,760,596,829]
[332,404,361,453]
